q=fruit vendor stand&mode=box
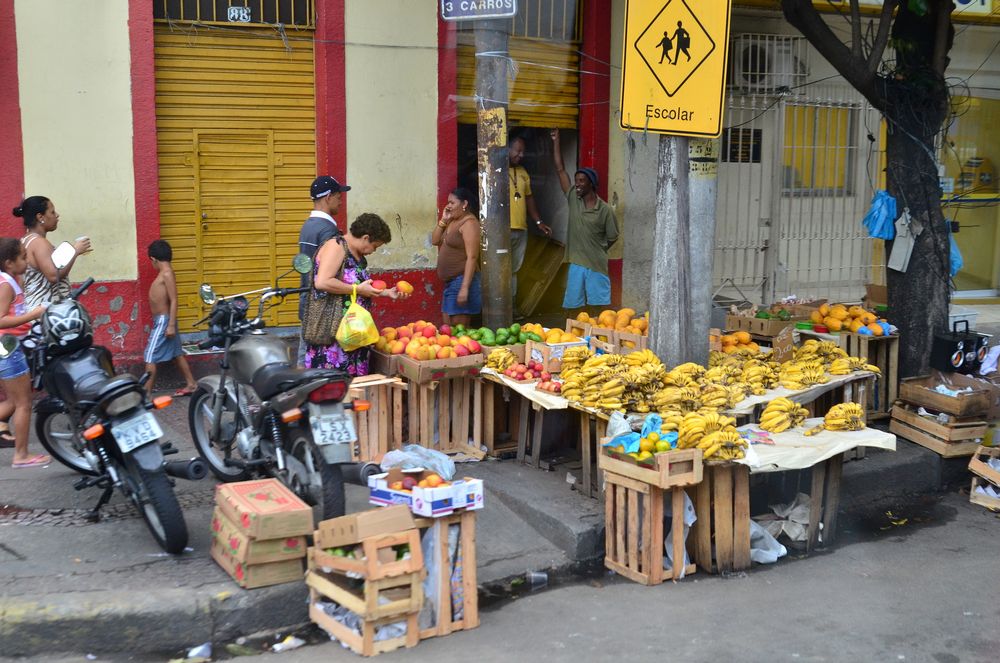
[477,369,570,465]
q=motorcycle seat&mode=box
[251,363,345,400]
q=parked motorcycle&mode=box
[188,255,372,521]
[12,275,202,554]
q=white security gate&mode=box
[714,34,878,305]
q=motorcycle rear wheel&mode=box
[124,460,189,554]
[286,428,345,521]
[36,410,97,476]
[188,386,250,482]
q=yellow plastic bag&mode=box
[335,286,379,352]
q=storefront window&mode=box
[782,104,858,195]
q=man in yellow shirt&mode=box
[509,136,552,300]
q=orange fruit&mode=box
[810,310,824,324]
[734,331,751,345]
[425,474,442,487]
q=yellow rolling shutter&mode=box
[457,36,580,129]
[154,26,316,331]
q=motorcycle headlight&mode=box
[104,391,143,416]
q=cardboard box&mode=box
[526,339,588,373]
[210,537,304,589]
[395,353,483,384]
[748,316,806,336]
[898,372,992,417]
[784,300,827,317]
[215,479,313,540]
[865,284,888,307]
[709,327,722,352]
[210,508,306,565]
[368,467,484,517]
[314,504,415,548]
[369,350,398,376]
[725,314,753,332]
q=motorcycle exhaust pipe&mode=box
[163,458,208,481]
[341,461,382,486]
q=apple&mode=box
[397,326,412,339]
[468,340,481,353]
[552,383,561,393]
[389,481,404,490]
[371,279,387,291]
[540,371,551,381]
[436,334,451,346]
[454,344,470,357]
[440,324,452,336]
[390,340,405,354]
[524,371,534,380]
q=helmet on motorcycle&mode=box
[41,300,93,355]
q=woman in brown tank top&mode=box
[432,187,481,327]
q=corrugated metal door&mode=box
[154,27,315,330]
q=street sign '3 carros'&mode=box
[620,0,732,138]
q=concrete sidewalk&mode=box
[0,394,978,658]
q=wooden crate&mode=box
[565,318,591,339]
[843,334,899,419]
[597,446,703,489]
[413,511,479,640]
[306,568,423,621]
[968,445,1000,486]
[309,589,419,657]
[603,471,696,585]
[688,463,751,574]
[348,374,407,463]
[969,475,1000,511]
[405,376,484,459]
[898,375,990,418]
[615,330,648,353]
[312,528,424,580]
[889,404,985,458]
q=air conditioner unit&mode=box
[728,35,807,92]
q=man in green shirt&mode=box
[551,129,619,312]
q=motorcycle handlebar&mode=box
[70,278,95,300]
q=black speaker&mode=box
[930,320,990,374]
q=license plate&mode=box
[310,408,357,446]
[111,412,164,453]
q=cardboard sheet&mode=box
[737,417,896,473]
[728,372,875,415]
[479,369,569,410]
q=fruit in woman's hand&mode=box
[396,280,414,294]
[371,279,387,291]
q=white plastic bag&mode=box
[380,444,456,480]
[749,519,787,564]
[761,492,814,543]
[606,411,631,438]
[663,491,697,577]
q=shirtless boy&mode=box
[145,240,197,397]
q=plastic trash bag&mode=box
[606,432,640,454]
[640,413,663,439]
[760,492,813,543]
[419,522,460,630]
[861,190,897,240]
[336,285,379,352]
[749,519,787,564]
[949,224,963,277]
[606,411,631,438]
[663,491,697,577]
[380,444,456,480]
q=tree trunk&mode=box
[884,126,950,379]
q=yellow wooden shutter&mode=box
[154,26,316,331]
[456,36,580,129]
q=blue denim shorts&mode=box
[442,273,482,316]
[563,263,611,308]
[0,345,29,380]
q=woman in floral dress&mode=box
[304,213,404,374]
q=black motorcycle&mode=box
[17,278,203,554]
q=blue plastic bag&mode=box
[605,432,640,454]
[640,414,663,439]
[949,222,963,277]
[861,191,897,240]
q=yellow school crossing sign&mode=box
[620,0,732,137]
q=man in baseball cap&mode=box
[297,175,351,362]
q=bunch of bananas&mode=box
[829,356,882,375]
[804,402,866,435]
[485,347,517,371]
[676,412,747,459]
[560,345,592,372]
[653,385,703,413]
[794,340,848,368]
[778,360,828,390]
[741,360,780,394]
[759,397,809,433]
[561,351,666,413]
[659,411,686,432]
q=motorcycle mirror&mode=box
[199,283,216,305]
[292,253,312,274]
[0,335,19,360]
[52,241,77,270]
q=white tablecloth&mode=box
[479,368,569,410]
[737,417,896,473]
[727,372,875,416]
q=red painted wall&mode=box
[0,0,24,235]
[315,0,349,232]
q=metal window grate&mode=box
[727,34,808,94]
[457,0,582,42]
[153,0,314,28]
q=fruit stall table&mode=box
[477,369,569,465]
[726,371,876,422]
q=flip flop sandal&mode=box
[173,387,196,397]
[12,454,51,468]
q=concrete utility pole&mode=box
[475,20,512,328]
[649,135,690,366]
[686,138,720,366]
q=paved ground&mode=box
[6,490,997,662]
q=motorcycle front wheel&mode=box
[35,410,97,476]
[124,460,189,554]
[285,428,346,521]
[188,386,250,482]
